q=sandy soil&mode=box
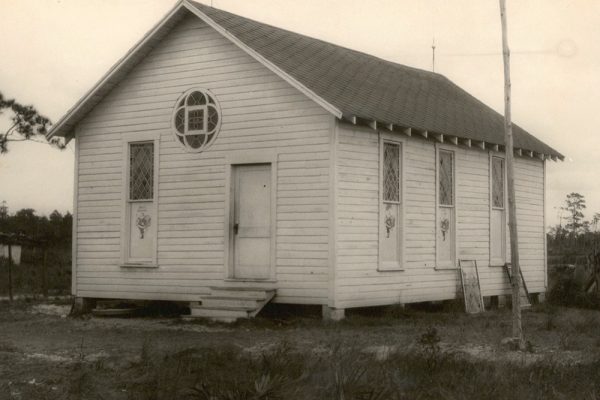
[1,300,599,399]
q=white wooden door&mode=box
[233,164,272,279]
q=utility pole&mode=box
[499,0,524,349]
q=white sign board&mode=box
[0,244,22,265]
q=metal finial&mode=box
[431,37,436,72]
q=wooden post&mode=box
[499,0,524,349]
[7,243,13,302]
[42,247,48,298]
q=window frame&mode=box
[172,88,222,154]
[128,142,155,202]
[223,149,278,281]
[491,156,505,211]
[435,146,458,270]
[186,105,208,134]
[378,134,405,271]
[489,154,508,267]
[120,132,160,268]
[438,149,455,207]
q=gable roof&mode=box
[48,0,562,160]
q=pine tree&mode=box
[562,192,587,235]
[0,91,63,153]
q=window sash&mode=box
[185,105,208,133]
[491,157,505,209]
[383,142,401,204]
[129,142,154,201]
[436,148,456,269]
[438,150,454,207]
[379,139,403,271]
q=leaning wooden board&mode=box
[459,260,484,314]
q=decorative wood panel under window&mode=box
[380,141,403,270]
[129,143,154,201]
[491,157,504,209]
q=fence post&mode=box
[42,246,48,298]
[7,243,13,302]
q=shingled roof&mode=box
[48,0,562,159]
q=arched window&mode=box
[172,88,221,152]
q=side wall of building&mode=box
[74,14,332,304]
[334,123,546,309]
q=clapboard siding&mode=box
[335,123,546,308]
[513,157,546,292]
[75,15,332,303]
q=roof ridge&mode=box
[188,1,560,157]
[188,0,446,81]
[47,0,562,158]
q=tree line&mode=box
[0,203,72,247]
[548,192,600,256]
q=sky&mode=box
[0,0,598,227]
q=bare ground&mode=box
[1,299,600,399]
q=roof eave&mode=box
[339,114,564,161]
[46,0,562,162]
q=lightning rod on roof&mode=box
[431,37,436,72]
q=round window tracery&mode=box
[172,88,221,152]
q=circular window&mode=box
[172,88,221,152]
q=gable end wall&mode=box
[74,14,333,304]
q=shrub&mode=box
[547,271,600,310]
[417,327,442,371]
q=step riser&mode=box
[183,316,238,323]
[186,288,275,323]
[190,308,249,319]
[201,298,260,308]
[210,289,271,300]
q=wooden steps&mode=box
[187,286,276,322]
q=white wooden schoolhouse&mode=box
[48,1,562,320]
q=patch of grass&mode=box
[573,312,600,334]
[536,303,559,331]
[54,338,600,400]
[417,327,443,371]
[0,341,19,353]
[66,337,89,400]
